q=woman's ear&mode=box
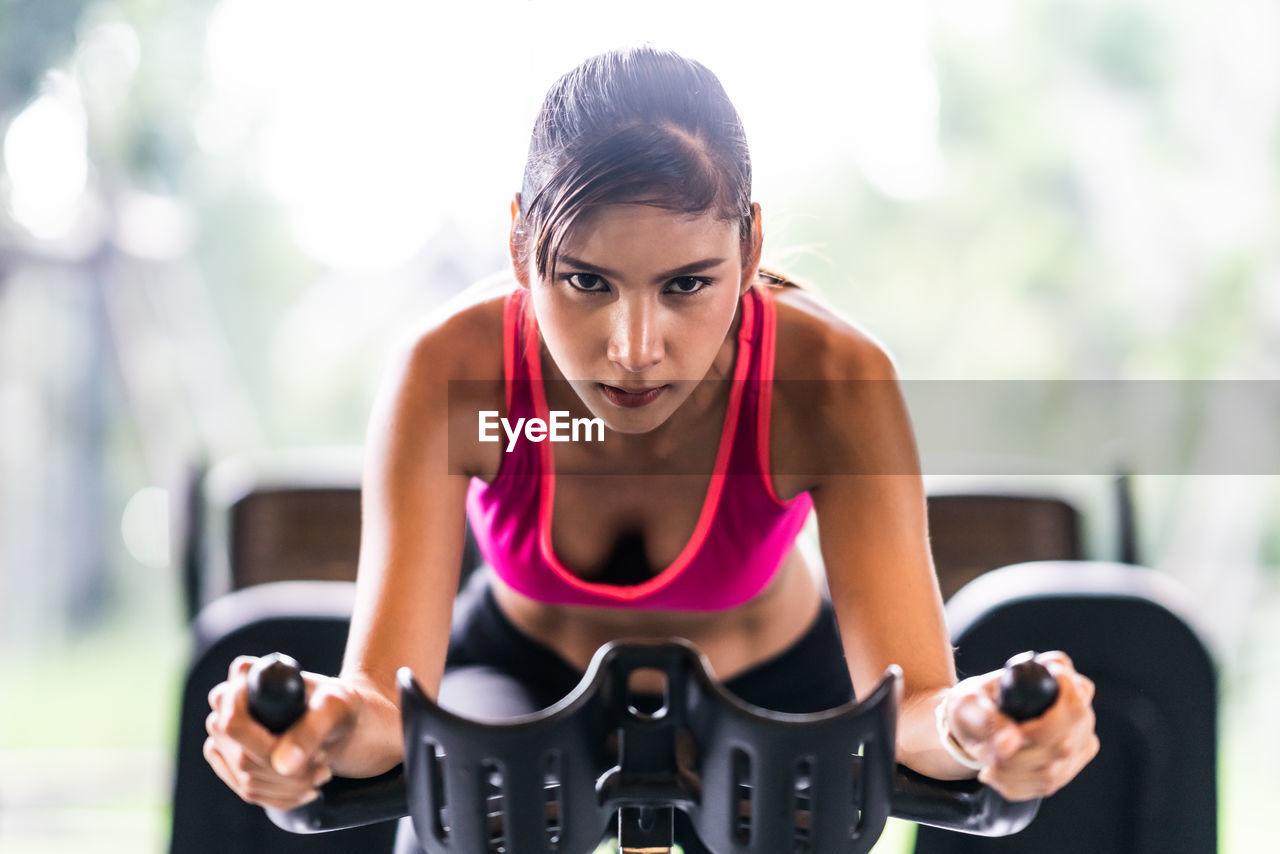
[509,193,532,289]
[741,202,764,294]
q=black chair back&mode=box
[913,561,1217,854]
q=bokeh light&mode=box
[120,486,171,571]
[3,74,89,239]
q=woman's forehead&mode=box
[559,204,738,259]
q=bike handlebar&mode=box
[247,642,1056,852]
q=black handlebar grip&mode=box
[997,652,1059,722]
[247,652,308,735]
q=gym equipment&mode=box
[926,493,1083,601]
[169,581,400,854]
[914,561,1217,854]
[179,451,481,620]
[248,641,1057,854]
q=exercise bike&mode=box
[246,639,1058,854]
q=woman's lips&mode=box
[598,383,666,408]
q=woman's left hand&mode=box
[938,651,1100,801]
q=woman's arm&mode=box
[778,294,1097,798]
[204,296,503,806]
[802,354,971,780]
[327,320,477,776]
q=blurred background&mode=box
[1,0,1277,851]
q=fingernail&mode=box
[272,745,307,776]
[312,768,333,787]
[299,789,319,805]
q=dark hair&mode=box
[516,45,753,280]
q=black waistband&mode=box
[445,571,855,714]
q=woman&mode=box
[204,45,1099,851]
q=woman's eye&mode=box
[666,276,710,295]
[566,273,606,292]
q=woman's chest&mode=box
[547,472,713,582]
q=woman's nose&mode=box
[606,299,664,373]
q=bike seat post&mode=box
[604,646,697,854]
[618,805,674,854]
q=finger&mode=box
[1065,670,1096,705]
[980,766,1054,801]
[205,711,275,771]
[202,736,284,794]
[270,681,355,776]
[949,687,1024,765]
[204,736,238,789]
[208,680,230,710]
[238,773,323,809]
[1005,713,1094,779]
[205,733,328,809]
[1034,650,1075,671]
[981,749,1077,799]
[209,684,279,768]
[982,748,1087,800]
[1016,671,1095,743]
[951,711,1024,765]
[1033,655,1096,707]
[202,737,309,800]
[985,723,1100,796]
[228,655,257,681]
[994,723,1092,772]
[1036,653,1094,702]
[253,788,321,811]
[950,683,999,736]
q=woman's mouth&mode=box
[598,383,666,408]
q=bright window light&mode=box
[3,75,89,239]
[202,0,945,271]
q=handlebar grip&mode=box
[265,766,409,834]
[247,652,307,734]
[244,654,411,833]
[996,652,1059,722]
[890,765,1040,836]
[890,652,1056,834]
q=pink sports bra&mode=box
[464,285,814,611]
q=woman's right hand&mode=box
[204,655,363,810]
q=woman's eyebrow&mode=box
[558,255,729,281]
[655,257,729,279]
[558,255,619,277]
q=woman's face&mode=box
[522,203,755,435]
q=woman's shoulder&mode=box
[396,271,516,385]
[371,273,516,477]
[763,277,912,489]
[764,278,898,383]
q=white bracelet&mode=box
[935,702,985,771]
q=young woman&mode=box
[205,45,1099,852]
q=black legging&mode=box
[394,570,855,853]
